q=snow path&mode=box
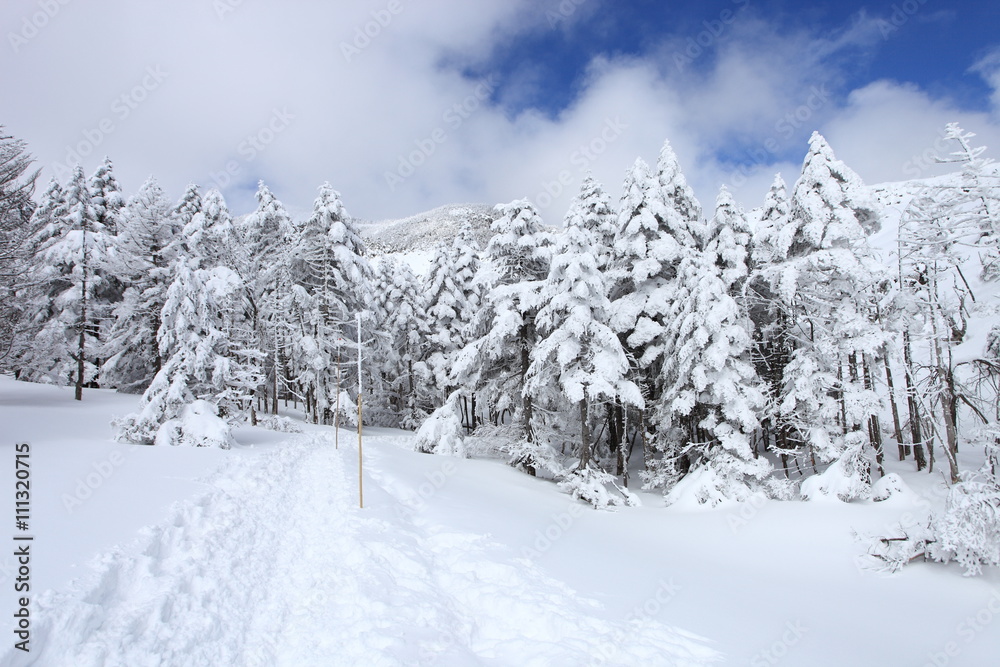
[8,433,717,666]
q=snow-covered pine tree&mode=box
[114,257,256,446]
[656,139,703,248]
[0,129,37,363]
[14,166,113,399]
[184,188,235,269]
[454,199,552,448]
[526,201,641,472]
[706,185,752,295]
[566,174,617,272]
[100,177,180,392]
[89,156,124,236]
[452,220,484,341]
[747,174,798,463]
[647,222,770,504]
[423,241,465,406]
[766,132,889,488]
[285,183,372,425]
[239,181,296,416]
[752,174,791,266]
[370,257,426,428]
[607,157,687,453]
[172,183,202,243]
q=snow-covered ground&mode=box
[2,376,999,666]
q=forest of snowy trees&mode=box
[1,123,999,573]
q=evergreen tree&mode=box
[371,257,426,428]
[89,156,124,236]
[100,177,180,392]
[567,174,617,272]
[455,199,552,445]
[0,128,37,364]
[765,132,888,472]
[423,241,465,405]
[240,181,296,416]
[656,140,703,248]
[285,183,372,424]
[114,258,257,446]
[647,243,770,502]
[527,205,641,471]
[608,158,684,417]
[15,166,113,399]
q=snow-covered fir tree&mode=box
[89,156,124,236]
[100,177,180,392]
[238,181,296,416]
[371,256,426,428]
[454,199,552,448]
[656,139,703,248]
[526,201,641,472]
[284,183,372,425]
[566,174,617,272]
[765,132,889,480]
[14,166,113,399]
[114,257,257,447]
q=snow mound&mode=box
[871,473,913,502]
[154,399,235,449]
[800,450,871,503]
[414,393,466,457]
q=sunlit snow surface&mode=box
[2,376,1000,665]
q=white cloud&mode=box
[1,0,998,227]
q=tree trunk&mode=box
[883,355,907,459]
[863,355,885,477]
[902,331,927,470]
[519,320,534,443]
[578,398,591,470]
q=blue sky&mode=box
[0,0,998,221]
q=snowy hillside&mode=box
[359,203,498,255]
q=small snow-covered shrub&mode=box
[255,414,305,434]
[928,473,1000,576]
[559,466,640,509]
[861,517,935,574]
[414,394,466,457]
[154,400,235,449]
[801,443,871,502]
[503,438,564,479]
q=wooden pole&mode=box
[358,314,364,509]
[335,347,342,450]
